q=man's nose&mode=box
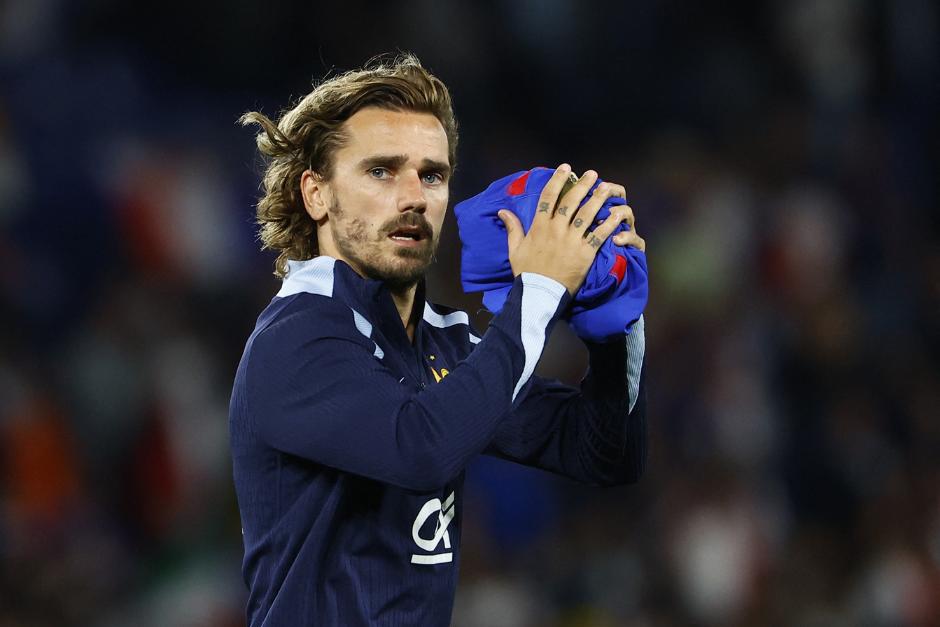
[397,170,427,213]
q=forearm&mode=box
[486,316,648,486]
[576,320,648,484]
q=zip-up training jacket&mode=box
[229,256,648,626]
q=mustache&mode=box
[382,213,434,240]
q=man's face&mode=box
[312,107,451,289]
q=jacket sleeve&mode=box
[483,315,648,486]
[243,273,570,493]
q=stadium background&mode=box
[1,0,938,625]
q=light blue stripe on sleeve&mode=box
[512,273,566,401]
[625,315,645,412]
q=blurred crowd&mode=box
[1,0,938,625]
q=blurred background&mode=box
[1,0,938,625]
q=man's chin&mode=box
[390,239,433,258]
[364,254,432,289]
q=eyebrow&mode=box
[357,154,452,178]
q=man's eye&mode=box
[422,172,443,185]
[369,168,389,179]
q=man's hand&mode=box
[498,164,644,296]
[609,190,645,253]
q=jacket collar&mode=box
[280,256,429,347]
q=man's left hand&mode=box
[604,183,646,252]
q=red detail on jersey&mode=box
[610,254,627,284]
[507,170,531,196]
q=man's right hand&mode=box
[498,164,634,296]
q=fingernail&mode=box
[558,163,571,173]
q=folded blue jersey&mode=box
[455,167,649,342]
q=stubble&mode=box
[328,198,438,289]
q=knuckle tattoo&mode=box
[538,201,550,213]
[589,236,601,248]
[573,217,583,228]
[557,205,568,216]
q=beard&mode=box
[328,197,438,291]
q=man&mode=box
[230,54,648,626]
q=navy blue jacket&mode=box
[229,256,647,626]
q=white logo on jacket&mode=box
[411,491,455,565]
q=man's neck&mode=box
[388,283,419,343]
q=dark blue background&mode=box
[1,1,937,625]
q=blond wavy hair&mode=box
[240,53,459,277]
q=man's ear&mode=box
[300,169,330,221]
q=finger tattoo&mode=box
[588,235,601,249]
[557,205,568,216]
[538,201,550,213]
[573,217,583,228]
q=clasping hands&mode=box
[498,164,645,296]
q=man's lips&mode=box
[387,225,430,243]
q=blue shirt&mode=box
[229,256,647,626]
